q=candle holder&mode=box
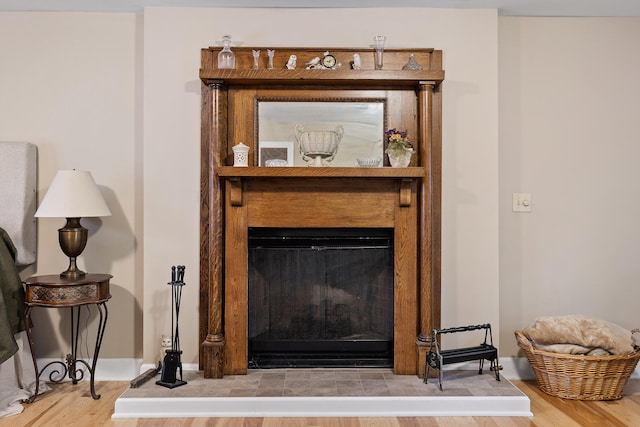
[232,142,250,167]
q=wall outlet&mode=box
[512,193,532,212]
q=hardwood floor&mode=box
[1,380,639,426]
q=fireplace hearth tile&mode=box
[113,368,531,418]
[228,389,257,397]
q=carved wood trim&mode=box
[399,179,413,207]
[228,178,243,206]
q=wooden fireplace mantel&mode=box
[199,46,443,378]
[216,166,425,178]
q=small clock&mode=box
[321,52,337,69]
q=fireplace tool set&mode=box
[156,265,188,389]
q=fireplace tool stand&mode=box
[156,265,187,389]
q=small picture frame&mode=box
[258,141,294,167]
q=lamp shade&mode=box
[35,170,111,218]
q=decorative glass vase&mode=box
[217,35,235,69]
[373,36,386,70]
[388,151,412,167]
[402,54,423,70]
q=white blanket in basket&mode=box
[523,315,637,356]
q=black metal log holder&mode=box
[424,323,501,391]
[156,265,187,389]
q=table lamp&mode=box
[35,170,111,278]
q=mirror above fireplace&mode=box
[258,100,385,167]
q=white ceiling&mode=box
[1,0,640,16]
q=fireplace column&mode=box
[416,81,441,377]
[200,81,226,378]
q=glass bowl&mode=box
[356,157,381,168]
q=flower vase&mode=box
[388,152,412,167]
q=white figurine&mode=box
[252,50,260,69]
[159,335,172,365]
[353,53,362,70]
[286,54,297,70]
[267,49,275,69]
[305,57,321,69]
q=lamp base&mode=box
[58,218,88,279]
[60,262,86,279]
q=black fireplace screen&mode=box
[248,228,394,368]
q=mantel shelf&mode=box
[217,166,425,178]
[200,69,444,87]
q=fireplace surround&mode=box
[199,46,444,378]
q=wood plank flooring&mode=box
[1,380,639,426]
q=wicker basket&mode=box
[515,329,640,400]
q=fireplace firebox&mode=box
[248,228,394,368]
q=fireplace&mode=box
[247,228,394,368]
[199,46,444,379]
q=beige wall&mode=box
[0,12,142,366]
[499,17,640,354]
[13,8,639,376]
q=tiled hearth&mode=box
[112,368,531,418]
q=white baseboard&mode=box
[39,357,639,382]
[38,358,144,381]
[138,362,199,375]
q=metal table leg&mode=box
[22,303,108,402]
